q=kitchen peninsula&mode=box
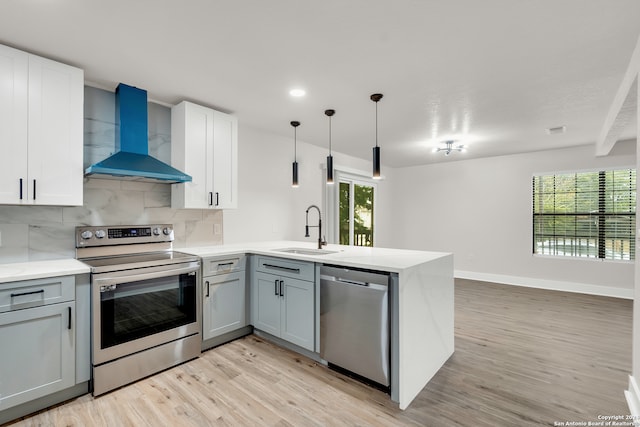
[183,241,454,410]
[0,241,452,419]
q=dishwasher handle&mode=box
[336,277,369,287]
[321,275,388,292]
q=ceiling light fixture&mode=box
[325,109,335,185]
[291,121,300,188]
[371,93,383,179]
[434,140,465,156]
[289,88,306,97]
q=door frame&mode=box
[325,168,378,246]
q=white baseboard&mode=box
[626,376,640,416]
[454,270,633,299]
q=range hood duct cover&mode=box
[84,83,192,183]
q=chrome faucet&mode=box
[305,205,327,249]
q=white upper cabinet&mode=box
[171,101,212,209]
[0,44,83,206]
[171,101,238,209]
[0,45,29,204]
[212,110,238,209]
[27,55,84,206]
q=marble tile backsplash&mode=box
[0,86,223,263]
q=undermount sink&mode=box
[272,247,339,256]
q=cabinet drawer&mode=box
[255,256,315,282]
[202,256,246,276]
[0,276,75,313]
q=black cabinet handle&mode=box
[33,179,36,200]
[279,280,284,297]
[217,262,234,268]
[67,306,72,330]
[205,281,210,297]
[274,279,279,296]
[19,178,23,200]
[208,192,213,206]
[263,264,300,274]
[10,289,44,298]
[215,192,219,206]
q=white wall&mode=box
[226,122,634,296]
[389,141,636,296]
[224,124,394,247]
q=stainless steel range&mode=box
[75,224,201,396]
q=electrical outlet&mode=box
[214,224,221,235]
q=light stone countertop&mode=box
[181,240,451,273]
[0,259,90,284]
[0,241,450,284]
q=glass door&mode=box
[99,271,197,349]
[339,179,375,247]
[92,262,200,364]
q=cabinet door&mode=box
[0,302,75,410]
[253,272,282,337]
[212,111,237,209]
[203,271,246,340]
[0,44,28,204]
[171,101,214,209]
[281,278,315,351]
[27,55,83,206]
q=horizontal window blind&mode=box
[532,169,636,260]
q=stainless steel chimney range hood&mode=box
[84,83,192,183]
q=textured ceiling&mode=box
[0,0,638,166]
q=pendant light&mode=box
[291,121,300,188]
[325,109,335,185]
[371,93,383,179]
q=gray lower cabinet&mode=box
[201,256,248,349]
[252,256,315,351]
[0,274,89,417]
[203,271,246,339]
[0,301,75,409]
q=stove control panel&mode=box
[75,224,174,248]
[108,227,152,239]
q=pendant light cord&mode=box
[294,127,297,161]
[329,116,332,154]
[375,102,378,148]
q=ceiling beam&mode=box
[596,34,640,156]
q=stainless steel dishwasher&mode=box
[320,264,390,387]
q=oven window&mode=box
[100,272,197,349]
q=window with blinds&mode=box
[532,169,636,260]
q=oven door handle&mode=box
[93,265,199,287]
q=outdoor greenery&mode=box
[339,181,374,247]
[532,169,636,260]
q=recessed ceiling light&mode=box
[289,88,306,97]
[546,126,566,135]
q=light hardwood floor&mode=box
[4,279,632,427]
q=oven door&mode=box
[92,261,200,365]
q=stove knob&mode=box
[81,230,93,240]
[95,230,106,239]
[163,227,172,236]
[152,227,161,236]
